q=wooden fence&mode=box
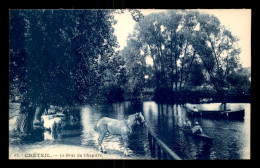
[147,126,182,160]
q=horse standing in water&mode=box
[94,112,146,156]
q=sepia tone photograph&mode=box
[9,9,251,160]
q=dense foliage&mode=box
[120,10,250,103]
[9,9,122,134]
[10,10,120,106]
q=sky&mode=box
[113,9,251,68]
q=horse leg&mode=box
[122,134,129,156]
[98,132,107,153]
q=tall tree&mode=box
[122,10,247,102]
[193,13,242,101]
[123,11,200,96]
[9,9,118,136]
[9,10,27,102]
[120,33,146,99]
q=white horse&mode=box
[94,112,145,156]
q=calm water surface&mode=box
[11,101,250,160]
[142,102,250,160]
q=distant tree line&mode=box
[120,10,250,103]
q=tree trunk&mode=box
[170,30,175,92]
[15,100,36,135]
[34,104,48,126]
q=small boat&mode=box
[187,109,245,119]
[178,125,213,142]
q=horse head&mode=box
[135,112,146,126]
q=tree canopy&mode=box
[9,9,123,134]
[10,10,120,107]
[121,10,250,103]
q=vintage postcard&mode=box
[9,9,251,160]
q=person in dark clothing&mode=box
[191,122,203,134]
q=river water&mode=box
[9,101,250,160]
[143,102,250,160]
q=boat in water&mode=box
[178,125,213,143]
[185,104,245,119]
[187,109,245,119]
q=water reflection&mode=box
[79,103,149,157]
[37,101,250,160]
[80,107,98,148]
[143,101,250,160]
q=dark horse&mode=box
[94,112,145,156]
